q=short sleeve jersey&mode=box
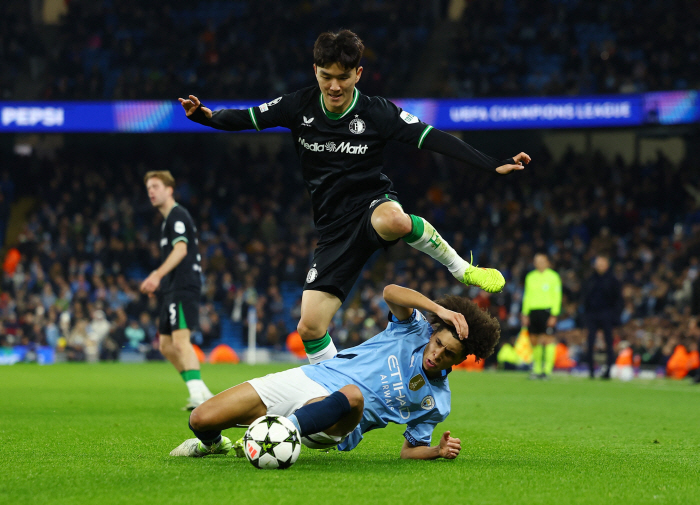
[301,309,451,451]
[206,86,434,233]
[159,204,202,294]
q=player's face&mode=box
[314,62,363,113]
[146,178,172,208]
[422,329,464,376]
[534,254,549,271]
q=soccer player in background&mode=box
[140,171,213,410]
[521,252,562,379]
[169,284,500,459]
[178,29,529,364]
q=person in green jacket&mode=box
[521,253,562,379]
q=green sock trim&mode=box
[181,370,201,382]
[402,214,425,243]
[544,343,556,375]
[303,332,331,355]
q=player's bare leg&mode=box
[190,382,267,431]
[297,290,342,364]
[170,382,265,457]
[371,201,505,293]
[160,329,213,409]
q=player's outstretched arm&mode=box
[178,94,269,132]
[383,285,468,339]
[421,128,530,175]
[400,431,461,460]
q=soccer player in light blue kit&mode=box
[170,284,500,460]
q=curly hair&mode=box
[429,296,501,362]
[313,30,364,70]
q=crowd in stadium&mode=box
[2,0,699,101]
[1,135,699,379]
[441,0,700,97]
[1,0,699,379]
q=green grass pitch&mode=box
[1,363,698,505]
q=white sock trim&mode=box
[306,340,338,365]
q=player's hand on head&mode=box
[436,307,469,339]
[178,95,212,119]
[438,431,461,459]
[496,152,531,174]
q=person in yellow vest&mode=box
[521,253,562,379]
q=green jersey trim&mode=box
[171,236,188,246]
[319,88,359,120]
[248,107,260,131]
[417,125,433,149]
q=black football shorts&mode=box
[158,291,199,335]
[528,309,552,335]
[303,195,401,302]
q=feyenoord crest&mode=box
[306,267,318,283]
[409,374,426,391]
[349,115,365,134]
[421,395,435,411]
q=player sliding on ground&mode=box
[179,29,528,364]
[170,284,500,460]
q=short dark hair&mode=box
[313,30,364,70]
[429,296,501,362]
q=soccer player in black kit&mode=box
[179,30,530,364]
[140,171,213,409]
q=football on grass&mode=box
[243,415,301,469]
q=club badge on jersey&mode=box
[349,115,365,134]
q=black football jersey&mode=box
[196,86,435,233]
[160,204,202,294]
[191,85,509,233]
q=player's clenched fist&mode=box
[438,431,461,459]
[178,95,212,119]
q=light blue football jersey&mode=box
[301,309,451,451]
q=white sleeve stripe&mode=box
[248,107,260,131]
[417,125,433,149]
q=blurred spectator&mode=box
[582,255,623,378]
[124,319,146,349]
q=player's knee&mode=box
[373,208,411,236]
[340,385,364,411]
[297,319,323,340]
[171,334,191,355]
[189,406,213,431]
[159,338,171,355]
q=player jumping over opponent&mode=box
[179,30,528,364]
[170,284,500,460]
[140,171,213,410]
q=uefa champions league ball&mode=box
[243,415,301,469]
